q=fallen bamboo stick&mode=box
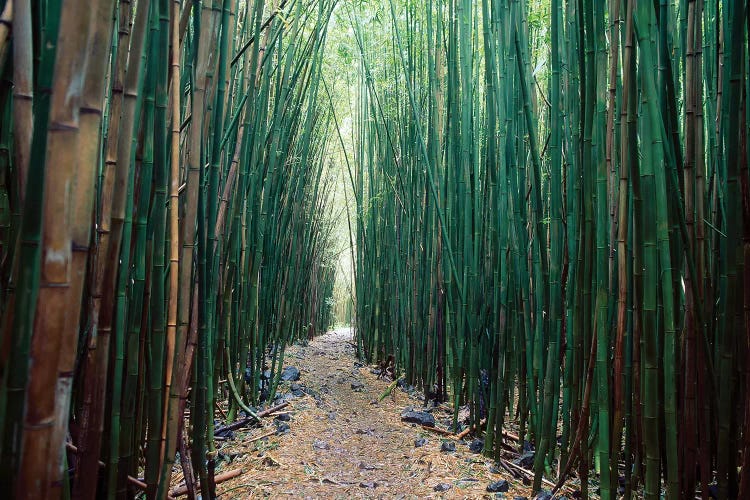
[214,402,290,435]
[247,429,276,443]
[455,419,486,440]
[170,468,243,497]
[500,457,561,491]
[420,425,454,437]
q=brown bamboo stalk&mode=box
[47,0,117,495]
[158,0,183,490]
[177,0,215,353]
[11,0,32,204]
[15,1,94,497]
[74,1,151,497]
[215,128,243,249]
[681,1,699,496]
[161,286,199,494]
[169,6,218,490]
[73,5,132,480]
[178,424,197,500]
[0,1,12,70]
[612,0,631,460]
[86,0,132,328]
[552,325,598,494]
[692,2,711,497]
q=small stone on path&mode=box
[469,438,484,453]
[401,410,435,427]
[280,366,301,381]
[275,422,290,435]
[514,450,535,468]
[440,441,456,453]
[487,480,510,493]
[312,439,330,450]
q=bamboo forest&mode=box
[0,0,747,498]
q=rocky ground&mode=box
[176,328,568,499]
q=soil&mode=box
[184,328,538,499]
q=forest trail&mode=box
[206,328,533,499]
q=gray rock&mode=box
[440,441,456,453]
[514,450,535,468]
[487,480,510,493]
[280,366,300,381]
[275,422,290,435]
[469,438,484,453]
[401,410,435,427]
[434,483,452,492]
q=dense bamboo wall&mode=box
[350,1,750,498]
[0,0,337,497]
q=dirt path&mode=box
[208,328,534,499]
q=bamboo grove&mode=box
[348,0,750,498]
[0,0,338,497]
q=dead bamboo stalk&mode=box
[214,401,290,435]
[17,1,95,496]
[170,468,243,497]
